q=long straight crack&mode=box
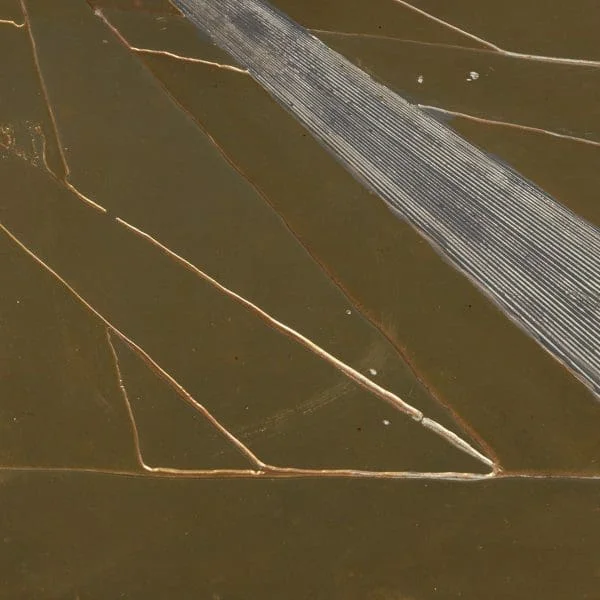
[1,221,496,473]
[132,46,248,73]
[93,11,600,152]
[0,223,266,470]
[106,328,265,474]
[88,4,500,465]
[13,0,495,470]
[418,105,600,148]
[0,464,497,480]
[172,0,600,399]
[116,217,496,470]
[20,0,105,212]
[93,6,247,73]
[1,464,599,481]
[392,0,600,68]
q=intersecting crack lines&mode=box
[106,328,264,471]
[20,0,499,471]
[392,0,600,67]
[131,48,600,468]
[127,47,594,462]
[116,217,496,471]
[2,1,596,488]
[157,0,600,473]
[96,14,596,466]
[2,58,498,472]
[96,8,600,151]
[0,222,266,470]
[131,40,600,152]
[0,218,496,474]
[94,6,248,73]
[106,329,262,473]
[1,222,496,478]
[19,0,105,213]
[95,21,501,464]
[0,233,142,470]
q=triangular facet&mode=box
[110,335,253,470]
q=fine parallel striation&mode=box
[173,0,600,395]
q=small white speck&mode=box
[16,299,20,304]
[466,71,479,81]
[345,309,352,315]
[417,75,424,84]
[382,419,390,426]
[368,368,377,376]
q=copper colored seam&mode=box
[0,223,266,470]
[92,8,500,466]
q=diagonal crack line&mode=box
[1,253,493,480]
[97,16,600,146]
[173,0,600,398]
[36,122,106,211]
[91,12,500,465]
[116,217,496,471]
[93,7,247,73]
[391,0,600,68]
[311,28,483,49]
[20,0,68,176]
[18,0,495,470]
[419,105,600,148]
[0,223,266,471]
[105,328,149,471]
[20,0,105,213]
[132,46,247,73]
[0,18,25,27]
[106,328,265,475]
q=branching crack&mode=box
[139,67,502,464]
[392,0,600,68]
[1,219,496,473]
[115,217,496,471]
[11,0,499,474]
[1,224,498,479]
[20,0,500,468]
[20,0,106,213]
[93,7,247,73]
[105,326,267,472]
[0,223,266,471]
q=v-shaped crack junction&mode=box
[0,0,507,479]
